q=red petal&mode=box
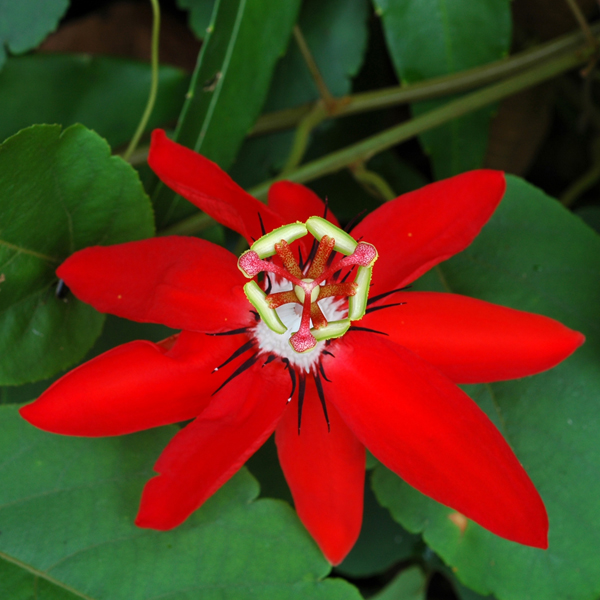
[326,334,549,548]
[275,380,365,565]
[353,170,506,296]
[20,331,247,436]
[135,358,289,530]
[268,181,340,227]
[149,129,283,242]
[58,237,251,333]
[364,292,585,383]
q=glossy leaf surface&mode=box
[370,566,427,600]
[177,0,216,40]
[0,125,154,385]
[0,55,189,148]
[231,0,370,189]
[0,0,68,69]
[371,176,600,600]
[0,405,362,600]
[373,0,511,178]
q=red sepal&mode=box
[363,292,585,383]
[276,381,365,565]
[149,130,283,243]
[58,237,251,333]
[326,334,549,548]
[135,358,289,530]
[20,332,246,436]
[353,170,506,296]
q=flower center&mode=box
[237,217,378,358]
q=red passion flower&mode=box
[21,129,584,565]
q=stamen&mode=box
[212,352,259,396]
[297,374,306,434]
[275,239,303,279]
[212,339,254,372]
[318,282,357,299]
[266,290,299,309]
[239,217,379,357]
[307,235,335,279]
[310,302,328,330]
[314,372,330,432]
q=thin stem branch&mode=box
[248,46,594,200]
[565,0,597,48]
[160,212,216,237]
[122,0,161,161]
[280,102,329,174]
[158,26,599,236]
[293,25,335,106]
[350,163,396,201]
[252,23,600,137]
[560,136,600,206]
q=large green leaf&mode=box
[371,176,600,600]
[0,0,68,70]
[154,0,302,228]
[370,566,427,600]
[336,476,420,577]
[230,0,371,189]
[177,0,216,40]
[0,315,174,406]
[0,405,361,600]
[0,55,189,149]
[0,124,154,385]
[373,0,511,178]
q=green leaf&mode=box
[370,566,427,600]
[336,476,420,577]
[0,0,68,70]
[0,405,361,600]
[372,176,600,600]
[154,0,302,228]
[177,0,216,40]
[373,0,511,178]
[0,315,175,405]
[0,124,154,385]
[230,0,371,189]
[0,54,189,149]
